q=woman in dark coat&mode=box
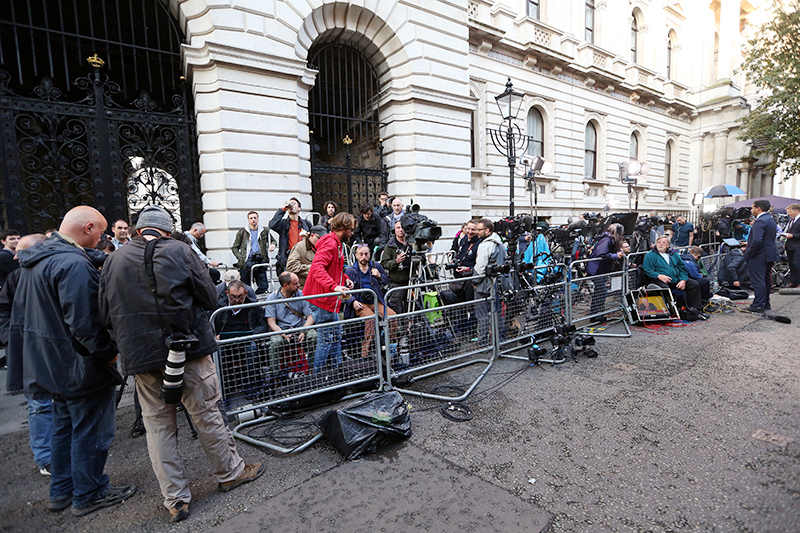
[587,223,626,317]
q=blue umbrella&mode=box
[700,184,746,198]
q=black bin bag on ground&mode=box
[318,391,411,460]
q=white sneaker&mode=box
[39,465,51,476]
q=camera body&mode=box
[165,332,200,352]
[444,260,463,272]
[485,262,510,276]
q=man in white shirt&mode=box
[184,223,219,267]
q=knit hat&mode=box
[136,205,174,233]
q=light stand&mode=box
[619,160,650,212]
[488,78,530,267]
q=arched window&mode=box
[665,141,674,187]
[527,108,544,159]
[630,133,639,161]
[585,0,595,44]
[585,123,598,179]
[527,0,540,20]
[667,30,677,80]
[630,15,639,63]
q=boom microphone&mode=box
[768,315,792,324]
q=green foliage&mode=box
[738,1,800,181]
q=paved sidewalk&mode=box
[0,295,798,532]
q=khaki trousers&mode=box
[354,301,397,358]
[135,355,245,509]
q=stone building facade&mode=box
[1,0,796,261]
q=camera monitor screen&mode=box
[637,295,670,320]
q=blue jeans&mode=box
[26,395,53,468]
[311,305,342,374]
[50,386,117,508]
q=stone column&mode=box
[717,0,738,81]
[712,130,729,185]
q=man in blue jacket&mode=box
[345,243,395,358]
[743,199,778,312]
[6,206,135,516]
[643,235,703,313]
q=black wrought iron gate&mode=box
[308,43,387,215]
[0,0,201,234]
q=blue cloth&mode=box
[344,262,389,309]
[26,395,53,469]
[672,222,694,246]
[522,234,552,283]
[248,229,259,260]
[311,306,342,373]
[359,269,372,293]
[264,289,311,329]
[49,385,116,509]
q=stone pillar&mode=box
[717,0,738,81]
[712,130,729,185]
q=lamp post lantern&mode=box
[488,77,528,219]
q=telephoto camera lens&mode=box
[160,348,185,404]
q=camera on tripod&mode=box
[485,263,510,276]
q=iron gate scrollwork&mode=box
[308,44,387,215]
[0,64,201,233]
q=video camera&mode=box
[485,262,511,276]
[495,215,534,242]
[400,209,442,244]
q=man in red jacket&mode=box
[303,212,356,373]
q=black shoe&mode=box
[71,485,137,517]
[747,305,765,314]
[130,419,146,438]
[169,501,190,523]
[47,495,72,512]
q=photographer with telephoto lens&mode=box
[100,205,264,523]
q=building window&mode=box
[666,38,672,80]
[665,141,673,187]
[585,0,595,44]
[527,107,544,159]
[630,132,639,161]
[630,15,638,64]
[470,110,476,168]
[585,122,597,179]
[527,0,540,20]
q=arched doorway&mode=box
[307,43,387,216]
[0,0,201,232]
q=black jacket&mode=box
[354,214,383,244]
[6,234,119,400]
[0,248,19,287]
[212,295,267,335]
[0,268,21,347]
[99,236,219,376]
[269,210,311,261]
[785,216,800,252]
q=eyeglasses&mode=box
[228,294,246,301]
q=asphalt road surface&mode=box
[0,295,798,532]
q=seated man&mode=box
[216,270,256,308]
[643,235,704,315]
[719,242,749,289]
[264,272,317,377]
[344,244,396,359]
[212,280,267,396]
[681,246,712,302]
[353,204,383,252]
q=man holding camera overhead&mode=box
[99,205,264,523]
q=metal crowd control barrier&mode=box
[568,257,631,337]
[249,262,273,294]
[210,289,383,454]
[383,275,495,401]
[499,263,570,352]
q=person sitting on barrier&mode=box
[216,270,257,309]
[587,223,626,319]
[681,246,712,302]
[320,201,338,233]
[231,211,274,295]
[344,244,396,359]
[263,272,317,378]
[375,191,391,220]
[643,235,705,315]
[353,203,384,252]
[381,220,413,314]
[286,225,326,289]
[719,242,749,289]
[303,213,356,374]
[382,197,405,245]
[269,198,311,277]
